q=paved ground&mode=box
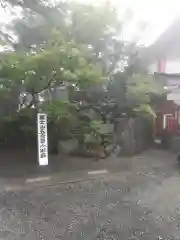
[1,150,180,239]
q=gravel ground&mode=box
[0,150,180,239]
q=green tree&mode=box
[0,36,104,109]
[126,74,164,118]
[68,2,131,76]
[0,1,161,152]
[0,0,67,50]
[1,0,133,73]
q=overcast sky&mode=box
[74,0,180,46]
[0,0,180,46]
[126,0,180,46]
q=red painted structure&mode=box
[145,16,180,139]
[155,100,179,137]
[158,59,166,73]
[154,59,180,138]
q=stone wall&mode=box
[116,116,153,156]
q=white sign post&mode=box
[37,113,48,166]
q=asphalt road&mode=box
[0,150,180,239]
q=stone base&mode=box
[170,136,180,153]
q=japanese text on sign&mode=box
[37,113,48,166]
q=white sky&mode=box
[73,0,180,46]
[123,0,180,46]
[0,0,180,46]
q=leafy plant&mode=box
[126,74,164,118]
[84,120,102,145]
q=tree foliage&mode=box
[0,1,164,151]
[126,74,164,118]
[0,0,67,50]
[0,34,104,111]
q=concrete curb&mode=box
[4,169,114,192]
